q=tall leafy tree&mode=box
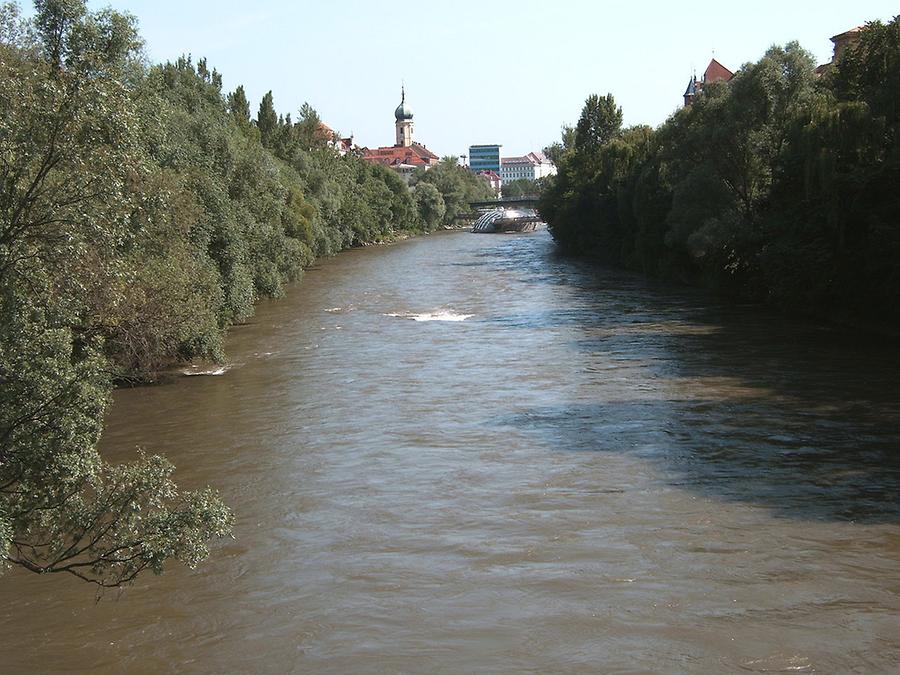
[227,84,251,128]
[1,0,232,587]
[296,101,323,151]
[256,90,277,148]
[413,182,445,230]
[574,93,623,156]
[32,0,85,67]
[543,125,575,166]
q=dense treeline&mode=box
[0,0,477,587]
[410,157,494,226]
[540,18,900,328]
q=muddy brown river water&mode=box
[1,229,899,672]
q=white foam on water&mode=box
[182,365,231,377]
[385,311,473,322]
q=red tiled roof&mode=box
[317,121,338,142]
[360,143,439,167]
[704,58,734,84]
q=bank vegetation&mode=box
[540,18,900,330]
[0,0,489,586]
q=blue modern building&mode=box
[468,144,501,173]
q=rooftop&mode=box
[360,143,438,167]
[831,25,865,42]
[704,58,734,84]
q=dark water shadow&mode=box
[499,398,900,523]
[487,233,900,523]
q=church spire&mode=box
[394,83,414,147]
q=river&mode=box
[1,229,899,672]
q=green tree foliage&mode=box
[539,92,646,259]
[502,177,545,199]
[540,22,900,327]
[574,93,623,156]
[227,84,251,129]
[1,0,433,586]
[542,125,575,167]
[1,1,232,587]
[413,182,446,230]
[762,19,900,320]
[295,102,324,152]
[33,0,86,66]
[256,90,277,148]
[410,157,493,227]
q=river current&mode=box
[1,229,898,672]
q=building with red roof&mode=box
[683,58,735,107]
[361,87,439,181]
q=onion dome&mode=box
[394,86,413,121]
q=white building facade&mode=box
[500,151,556,183]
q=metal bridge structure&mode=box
[468,195,541,210]
[471,210,542,233]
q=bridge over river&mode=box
[469,195,543,232]
[469,194,541,209]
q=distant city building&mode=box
[816,25,865,75]
[361,87,439,182]
[469,144,501,173]
[500,152,556,183]
[476,170,502,197]
[683,58,734,107]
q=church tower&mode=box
[394,86,414,147]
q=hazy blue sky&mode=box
[67,1,900,157]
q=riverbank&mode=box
[540,20,900,333]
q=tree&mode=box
[759,19,900,322]
[295,101,323,151]
[410,157,493,226]
[3,0,458,587]
[543,125,574,166]
[503,176,551,201]
[0,2,33,49]
[227,85,251,128]
[574,93,622,156]
[540,28,899,327]
[1,1,232,587]
[831,17,900,126]
[33,0,85,67]
[413,182,445,230]
[256,90,277,148]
